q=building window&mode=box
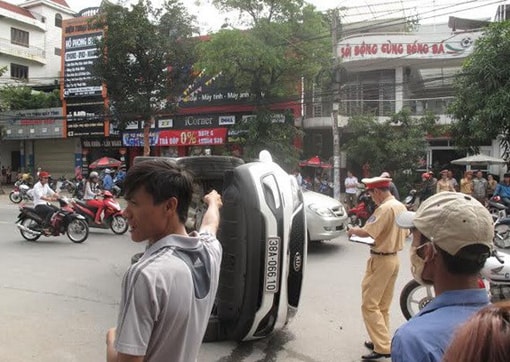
[11,63,29,80]
[55,14,63,28]
[54,47,61,56]
[11,28,29,47]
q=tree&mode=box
[0,66,6,77]
[0,86,60,111]
[92,0,198,156]
[449,21,510,158]
[342,109,440,193]
[197,0,331,169]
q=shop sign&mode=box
[219,115,236,125]
[2,108,64,139]
[82,139,122,148]
[63,32,103,98]
[158,128,227,146]
[122,132,159,147]
[67,111,105,137]
[338,32,480,61]
[158,119,173,128]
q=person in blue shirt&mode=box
[102,168,114,191]
[391,192,493,362]
[493,173,510,206]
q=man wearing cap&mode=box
[347,176,407,360]
[391,192,493,362]
[493,173,510,207]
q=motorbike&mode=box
[70,190,128,234]
[347,190,376,227]
[490,199,510,249]
[16,197,89,243]
[404,189,418,211]
[400,249,510,320]
[9,180,33,204]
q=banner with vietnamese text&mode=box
[158,128,227,146]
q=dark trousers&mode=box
[35,204,56,226]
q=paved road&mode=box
[0,191,416,362]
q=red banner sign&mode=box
[158,128,227,146]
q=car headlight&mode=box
[308,204,336,217]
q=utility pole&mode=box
[331,9,341,201]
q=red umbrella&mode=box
[299,156,332,169]
[89,156,122,169]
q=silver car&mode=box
[303,190,348,241]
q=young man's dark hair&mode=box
[123,159,194,224]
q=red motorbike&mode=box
[70,191,128,234]
[347,191,376,227]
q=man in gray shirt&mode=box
[106,159,223,362]
[472,170,488,204]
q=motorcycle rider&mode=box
[83,171,104,224]
[391,192,493,362]
[102,168,114,191]
[419,172,434,203]
[493,173,510,207]
[32,171,59,230]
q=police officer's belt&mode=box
[370,250,397,256]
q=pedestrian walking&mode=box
[344,170,358,209]
[347,177,407,360]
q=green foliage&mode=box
[198,1,331,103]
[342,109,435,189]
[0,86,60,111]
[198,0,329,167]
[92,0,198,124]
[449,20,510,158]
[233,110,303,171]
[0,66,7,77]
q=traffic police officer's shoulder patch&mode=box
[367,215,376,223]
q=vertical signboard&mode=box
[62,18,103,98]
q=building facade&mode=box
[303,13,507,180]
[0,0,77,177]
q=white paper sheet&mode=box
[349,235,375,245]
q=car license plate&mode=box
[265,237,281,293]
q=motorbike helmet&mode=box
[421,172,431,180]
[89,171,99,179]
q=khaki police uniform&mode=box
[362,194,407,355]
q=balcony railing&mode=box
[0,37,46,63]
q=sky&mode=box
[9,0,506,33]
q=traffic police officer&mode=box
[347,176,407,360]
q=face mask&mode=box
[410,245,432,286]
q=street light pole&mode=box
[331,9,341,201]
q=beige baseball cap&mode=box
[396,192,493,256]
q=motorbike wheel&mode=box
[400,279,435,320]
[9,192,22,204]
[349,215,364,227]
[494,224,510,249]
[66,219,89,243]
[110,215,129,235]
[19,218,41,241]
